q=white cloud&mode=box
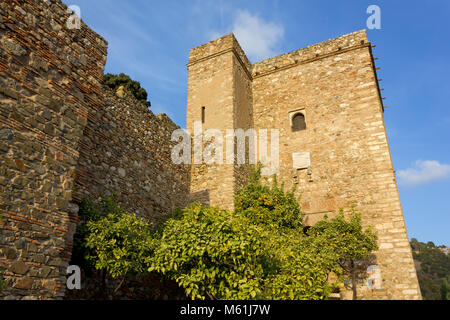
[397,160,450,187]
[209,9,284,62]
[232,10,284,61]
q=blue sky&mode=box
[63,0,450,245]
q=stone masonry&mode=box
[186,32,422,299]
[0,0,189,299]
[0,0,421,301]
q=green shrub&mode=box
[149,204,266,300]
[73,169,378,301]
[149,166,344,300]
[235,166,303,229]
[72,196,154,282]
[85,211,154,279]
[104,73,151,107]
[306,209,378,299]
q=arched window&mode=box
[291,113,306,132]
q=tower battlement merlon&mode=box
[251,29,370,78]
[187,33,252,78]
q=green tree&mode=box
[234,166,303,228]
[149,204,266,300]
[306,210,378,300]
[103,73,151,107]
[149,165,342,300]
[85,211,154,287]
[71,196,125,271]
[72,196,154,292]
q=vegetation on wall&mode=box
[72,166,378,300]
[411,238,450,300]
[103,73,151,107]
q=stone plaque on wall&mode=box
[292,152,310,169]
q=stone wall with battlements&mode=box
[0,0,190,300]
[0,0,107,299]
[74,85,190,222]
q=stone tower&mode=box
[186,34,253,210]
[186,30,422,299]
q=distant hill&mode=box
[410,239,450,300]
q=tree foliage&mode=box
[305,210,378,299]
[149,204,266,300]
[411,238,450,300]
[85,212,154,279]
[148,166,377,300]
[234,168,302,228]
[104,73,151,107]
[440,276,450,300]
[72,196,154,282]
[73,167,379,300]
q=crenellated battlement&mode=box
[252,30,369,77]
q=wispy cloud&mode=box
[232,10,284,61]
[209,9,284,62]
[398,160,450,187]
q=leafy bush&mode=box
[149,166,346,300]
[72,196,154,281]
[305,210,378,299]
[235,167,302,228]
[73,169,378,301]
[71,196,125,271]
[104,73,151,107]
[85,211,154,279]
[149,204,266,300]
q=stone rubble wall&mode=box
[0,0,190,300]
[0,0,107,299]
[74,86,190,222]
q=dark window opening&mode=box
[291,113,306,132]
[201,106,205,123]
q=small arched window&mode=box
[291,113,306,132]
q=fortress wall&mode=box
[252,31,421,299]
[0,0,190,300]
[252,30,368,77]
[0,0,107,299]
[73,86,191,222]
